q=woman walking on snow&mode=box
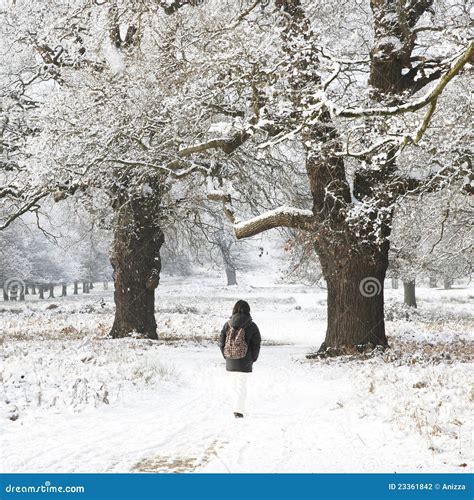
[219,300,261,418]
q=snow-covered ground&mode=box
[1,270,472,473]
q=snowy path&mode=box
[2,343,462,473]
[2,275,472,473]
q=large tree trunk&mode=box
[403,280,417,308]
[317,240,389,354]
[109,177,165,339]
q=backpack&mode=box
[223,320,250,359]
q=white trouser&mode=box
[230,371,249,414]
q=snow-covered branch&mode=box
[325,42,473,119]
[234,206,315,239]
[177,133,248,158]
[0,188,50,230]
[114,158,210,178]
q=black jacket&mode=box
[219,313,261,373]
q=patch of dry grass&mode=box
[132,440,223,473]
[382,337,473,365]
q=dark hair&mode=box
[232,300,250,315]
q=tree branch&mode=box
[114,158,210,177]
[159,0,205,15]
[177,133,249,158]
[234,206,315,239]
[324,41,473,119]
[388,160,471,198]
[0,188,50,230]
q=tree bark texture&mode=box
[109,176,165,339]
